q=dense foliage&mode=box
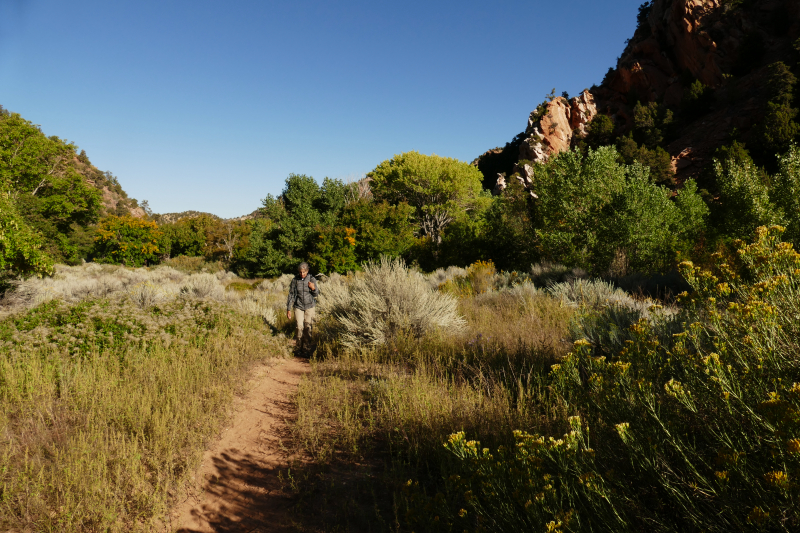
[92,215,163,267]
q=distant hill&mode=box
[151,209,260,224]
[73,151,146,218]
[151,211,220,224]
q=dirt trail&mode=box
[170,356,310,533]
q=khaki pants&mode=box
[294,307,316,352]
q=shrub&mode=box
[317,257,465,348]
[682,79,715,119]
[416,226,800,531]
[425,266,467,291]
[466,260,496,294]
[257,273,295,294]
[529,262,588,286]
[126,281,169,308]
[439,261,498,296]
[546,278,631,309]
[234,292,277,325]
[180,273,224,299]
[163,255,222,274]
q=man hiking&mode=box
[286,262,319,356]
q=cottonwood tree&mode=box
[368,151,487,245]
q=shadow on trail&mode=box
[176,377,303,533]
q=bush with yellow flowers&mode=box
[409,226,800,532]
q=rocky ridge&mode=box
[478,0,800,193]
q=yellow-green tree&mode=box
[92,215,163,267]
[368,151,487,245]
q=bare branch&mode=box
[31,178,48,196]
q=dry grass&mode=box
[286,281,574,528]
[0,263,295,532]
[1,263,290,326]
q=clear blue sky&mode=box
[1,0,642,218]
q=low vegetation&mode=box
[286,228,800,532]
[0,263,290,532]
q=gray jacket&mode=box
[287,274,319,311]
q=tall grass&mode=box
[289,278,574,527]
[0,264,290,531]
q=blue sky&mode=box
[1,0,643,218]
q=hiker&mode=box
[286,262,319,355]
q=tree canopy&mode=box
[368,151,488,245]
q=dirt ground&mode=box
[169,356,310,533]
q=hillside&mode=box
[0,107,146,269]
[72,150,146,218]
[476,0,800,192]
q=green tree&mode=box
[244,218,287,277]
[751,62,800,168]
[92,215,164,267]
[161,214,220,258]
[772,144,800,245]
[714,157,782,241]
[340,199,416,262]
[0,112,102,263]
[532,148,706,274]
[308,226,359,274]
[578,114,616,151]
[616,135,675,186]
[532,147,628,269]
[631,101,674,149]
[597,169,707,274]
[368,151,488,245]
[244,175,352,276]
[0,189,53,286]
[476,178,538,271]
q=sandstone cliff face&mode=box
[596,0,800,178]
[519,89,598,166]
[603,0,727,108]
[478,0,800,190]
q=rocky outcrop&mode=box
[602,0,728,108]
[597,0,800,125]
[519,89,598,167]
[479,0,800,190]
[486,89,597,194]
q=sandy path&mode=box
[170,356,310,533]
